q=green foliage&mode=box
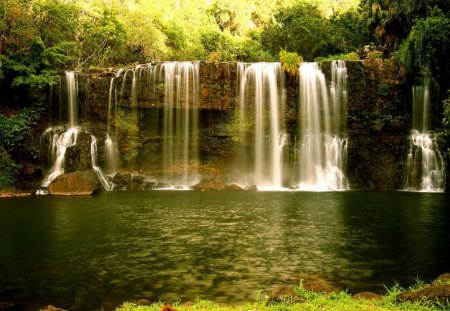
[0,106,44,153]
[116,281,441,311]
[0,146,18,189]
[261,3,369,61]
[279,50,302,76]
[316,52,359,61]
[442,90,450,146]
[360,0,450,52]
[377,84,391,97]
[393,33,415,72]
[412,11,450,84]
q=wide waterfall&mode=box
[405,76,446,192]
[237,62,287,190]
[297,62,349,191]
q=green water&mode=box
[0,191,449,310]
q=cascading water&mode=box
[40,127,79,187]
[105,70,122,175]
[160,62,199,187]
[39,72,80,189]
[66,71,78,127]
[297,62,348,191]
[238,62,287,190]
[405,76,445,192]
[39,71,113,193]
[91,135,114,191]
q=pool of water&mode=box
[0,191,449,310]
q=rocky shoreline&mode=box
[2,274,448,311]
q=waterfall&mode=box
[91,135,114,191]
[161,62,199,187]
[105,70,122,175]
[405,77,445,192]
[39,71,114,193]
[238,62,287,190]
[40,127,79,187]
[40,72,80,189]
[66,71,78,127]
[297,62,348,191]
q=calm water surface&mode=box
[0,191,449,310]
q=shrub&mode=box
[0,146,18,188]
[279,50,302,77]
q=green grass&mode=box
[115,282,446,311]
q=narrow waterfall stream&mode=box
[297,62,349,191]
[405,76,446,191]
[40,72,80,188]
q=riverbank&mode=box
[115,278,450,311]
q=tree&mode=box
[260,3,368,61]
[360,0,450,51]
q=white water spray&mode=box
[238,62,287,190]
[297,62,348,191]
[90,135,114,191]
[405,76,445,192]
[161,62,200,187]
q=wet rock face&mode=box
[65,132,92,173]
[55,59,423,191]
[344,59,411,190]
[48,170,100,196]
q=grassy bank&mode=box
[115,282,448,311]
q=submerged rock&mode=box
[0,188,32,198]
[48,170,100,196]
[396,284,450,305]
[267,285,300,304]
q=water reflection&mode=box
[0,191,449,310]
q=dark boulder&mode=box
[128,175,146,190]
[193,178,242,191]
[48,170,100,196]
[65,132,92,173]
[112,173,132,190]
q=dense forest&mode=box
[1,0,450,189]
